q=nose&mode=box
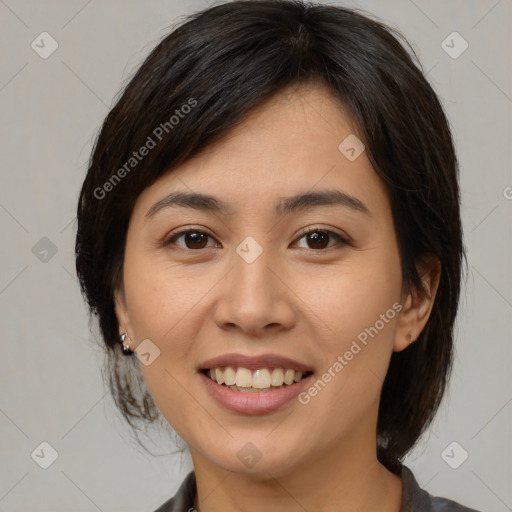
[212,245,296,337]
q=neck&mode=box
[189,425,402,512]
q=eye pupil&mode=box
[307,231,329,249]
[186,232,208,249]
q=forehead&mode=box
[132,83,389,221]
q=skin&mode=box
[114,82,441,512]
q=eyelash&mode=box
[162,226,351,252]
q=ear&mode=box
[113,283,133,338]
[394,254,441,352]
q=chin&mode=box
[201,436,307,478]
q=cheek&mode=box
[296,251,401,345]
[121,249,212,423]
[122,246,198,341]
[296,268,400,433]
[297,248,402,408]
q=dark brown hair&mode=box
[75,0,466,471]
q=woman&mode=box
[75,1,480,510]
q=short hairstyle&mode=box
[75,0,467,472]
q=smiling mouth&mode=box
[201,367,313,392]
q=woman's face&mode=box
[114,83,427,478]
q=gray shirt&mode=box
[154,465,482,511]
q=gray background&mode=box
[1,0,511,510]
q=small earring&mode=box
[407,332,415,343]
[119,332,134,355]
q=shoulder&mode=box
[400,465,483,512]
[153,470,196,512]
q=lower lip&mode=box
[199,371,314,415]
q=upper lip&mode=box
[199,353,314,373]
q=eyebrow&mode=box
[145,189,371,221]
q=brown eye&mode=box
[306,231,329,249]
[165,230,217,250]
[294,229,350,251]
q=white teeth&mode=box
[223,366,236,386]
[252,369,271,389]
[205,366,309,389]
[271,368,284,386]
[235,368,252,388]
[283,369,295,385]
[215,367,224,385]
